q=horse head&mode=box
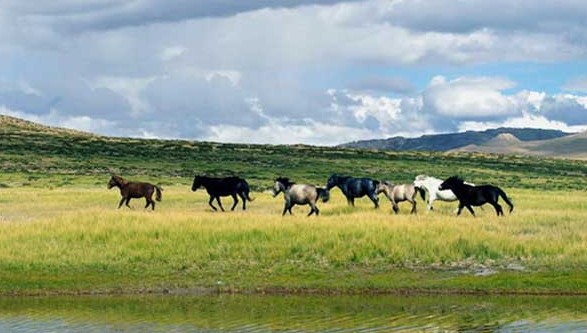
[273,177,294,197]
[191,175,203,192]
[326,174,342,190]
[439,176,464,191]
[107,175,126,189]
[375,180,394,194]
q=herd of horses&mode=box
[108,173,514,217]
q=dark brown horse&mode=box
[108,175,163,210]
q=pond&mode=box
[0,294,586,332]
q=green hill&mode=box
[1,115,587,190]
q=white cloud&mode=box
[423,76,518,119]
[2,1,587,145]
[206,120,376,146]
[459,112,587,133]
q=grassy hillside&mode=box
[2,115,587,191]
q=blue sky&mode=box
[1,0,587,145]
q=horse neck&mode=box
[113,178,129,189]
[423,178,442,191]
[274,182,287,194]
[448,183,470,196]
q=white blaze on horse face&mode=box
[272,182,282,197]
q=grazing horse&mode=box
[272,177,329,216]
[413,174,475,211]
[439,176,514,216]
[191,175,254,211]
[107,175,162,210]
[326,174,379,208]
[376,181,424,214]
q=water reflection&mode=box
[0,294,586,332]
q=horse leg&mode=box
[347,196,355,206]
[456,203,464,216]
[410,200,417,214]
[118,197,125,208]
[238,192,247,210]
[216,197,225,212]
[230,193,239,211]
[491,202,503,216]
[125,198,131,208]
[369,193,379,209]
[392,203,399,214]
[465,205,476,216]
[428,196,434,210]
[208,196,218,211]
[144,194,154,210]
[308,202,318,216]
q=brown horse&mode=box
[376,181,425,214]
[108,175,163,210]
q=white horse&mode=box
[413,175,474,211]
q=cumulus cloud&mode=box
[2,0,587,145]
[422,76,518,119]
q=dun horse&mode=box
[439,176,514,216]
[191,175,254,211]
[413,174,475,211]
[326,174,379,208]
[107,175,162,210]
[272,177,329,216]
[376,181,424,214]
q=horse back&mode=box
[206,176,248,196]
[124,182,154,198]
[346,178,377,197]
[287,184,317,204]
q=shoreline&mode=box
[4,284,587,298]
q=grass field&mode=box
[2,116,587,295]
[1,182,587,296]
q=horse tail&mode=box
[416,186,426,201]
[155,185,163,202]
[242,181,255,201]
[498,188,514,213]
[317,187,330,203]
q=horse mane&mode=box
[415,174,428,181]
[275,177,295,187]
[112,175,128,186]
[382,180,394,187]
[446,175,464,184]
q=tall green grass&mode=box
[1,184,587,295]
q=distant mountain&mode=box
[454,131,587,159]
[339,128,572,152]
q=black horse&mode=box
[191,175,254,211]
[326,174,379,208]
[439,176,514,216]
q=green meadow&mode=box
[1,116,587,295]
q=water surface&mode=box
[1,294,586,332]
